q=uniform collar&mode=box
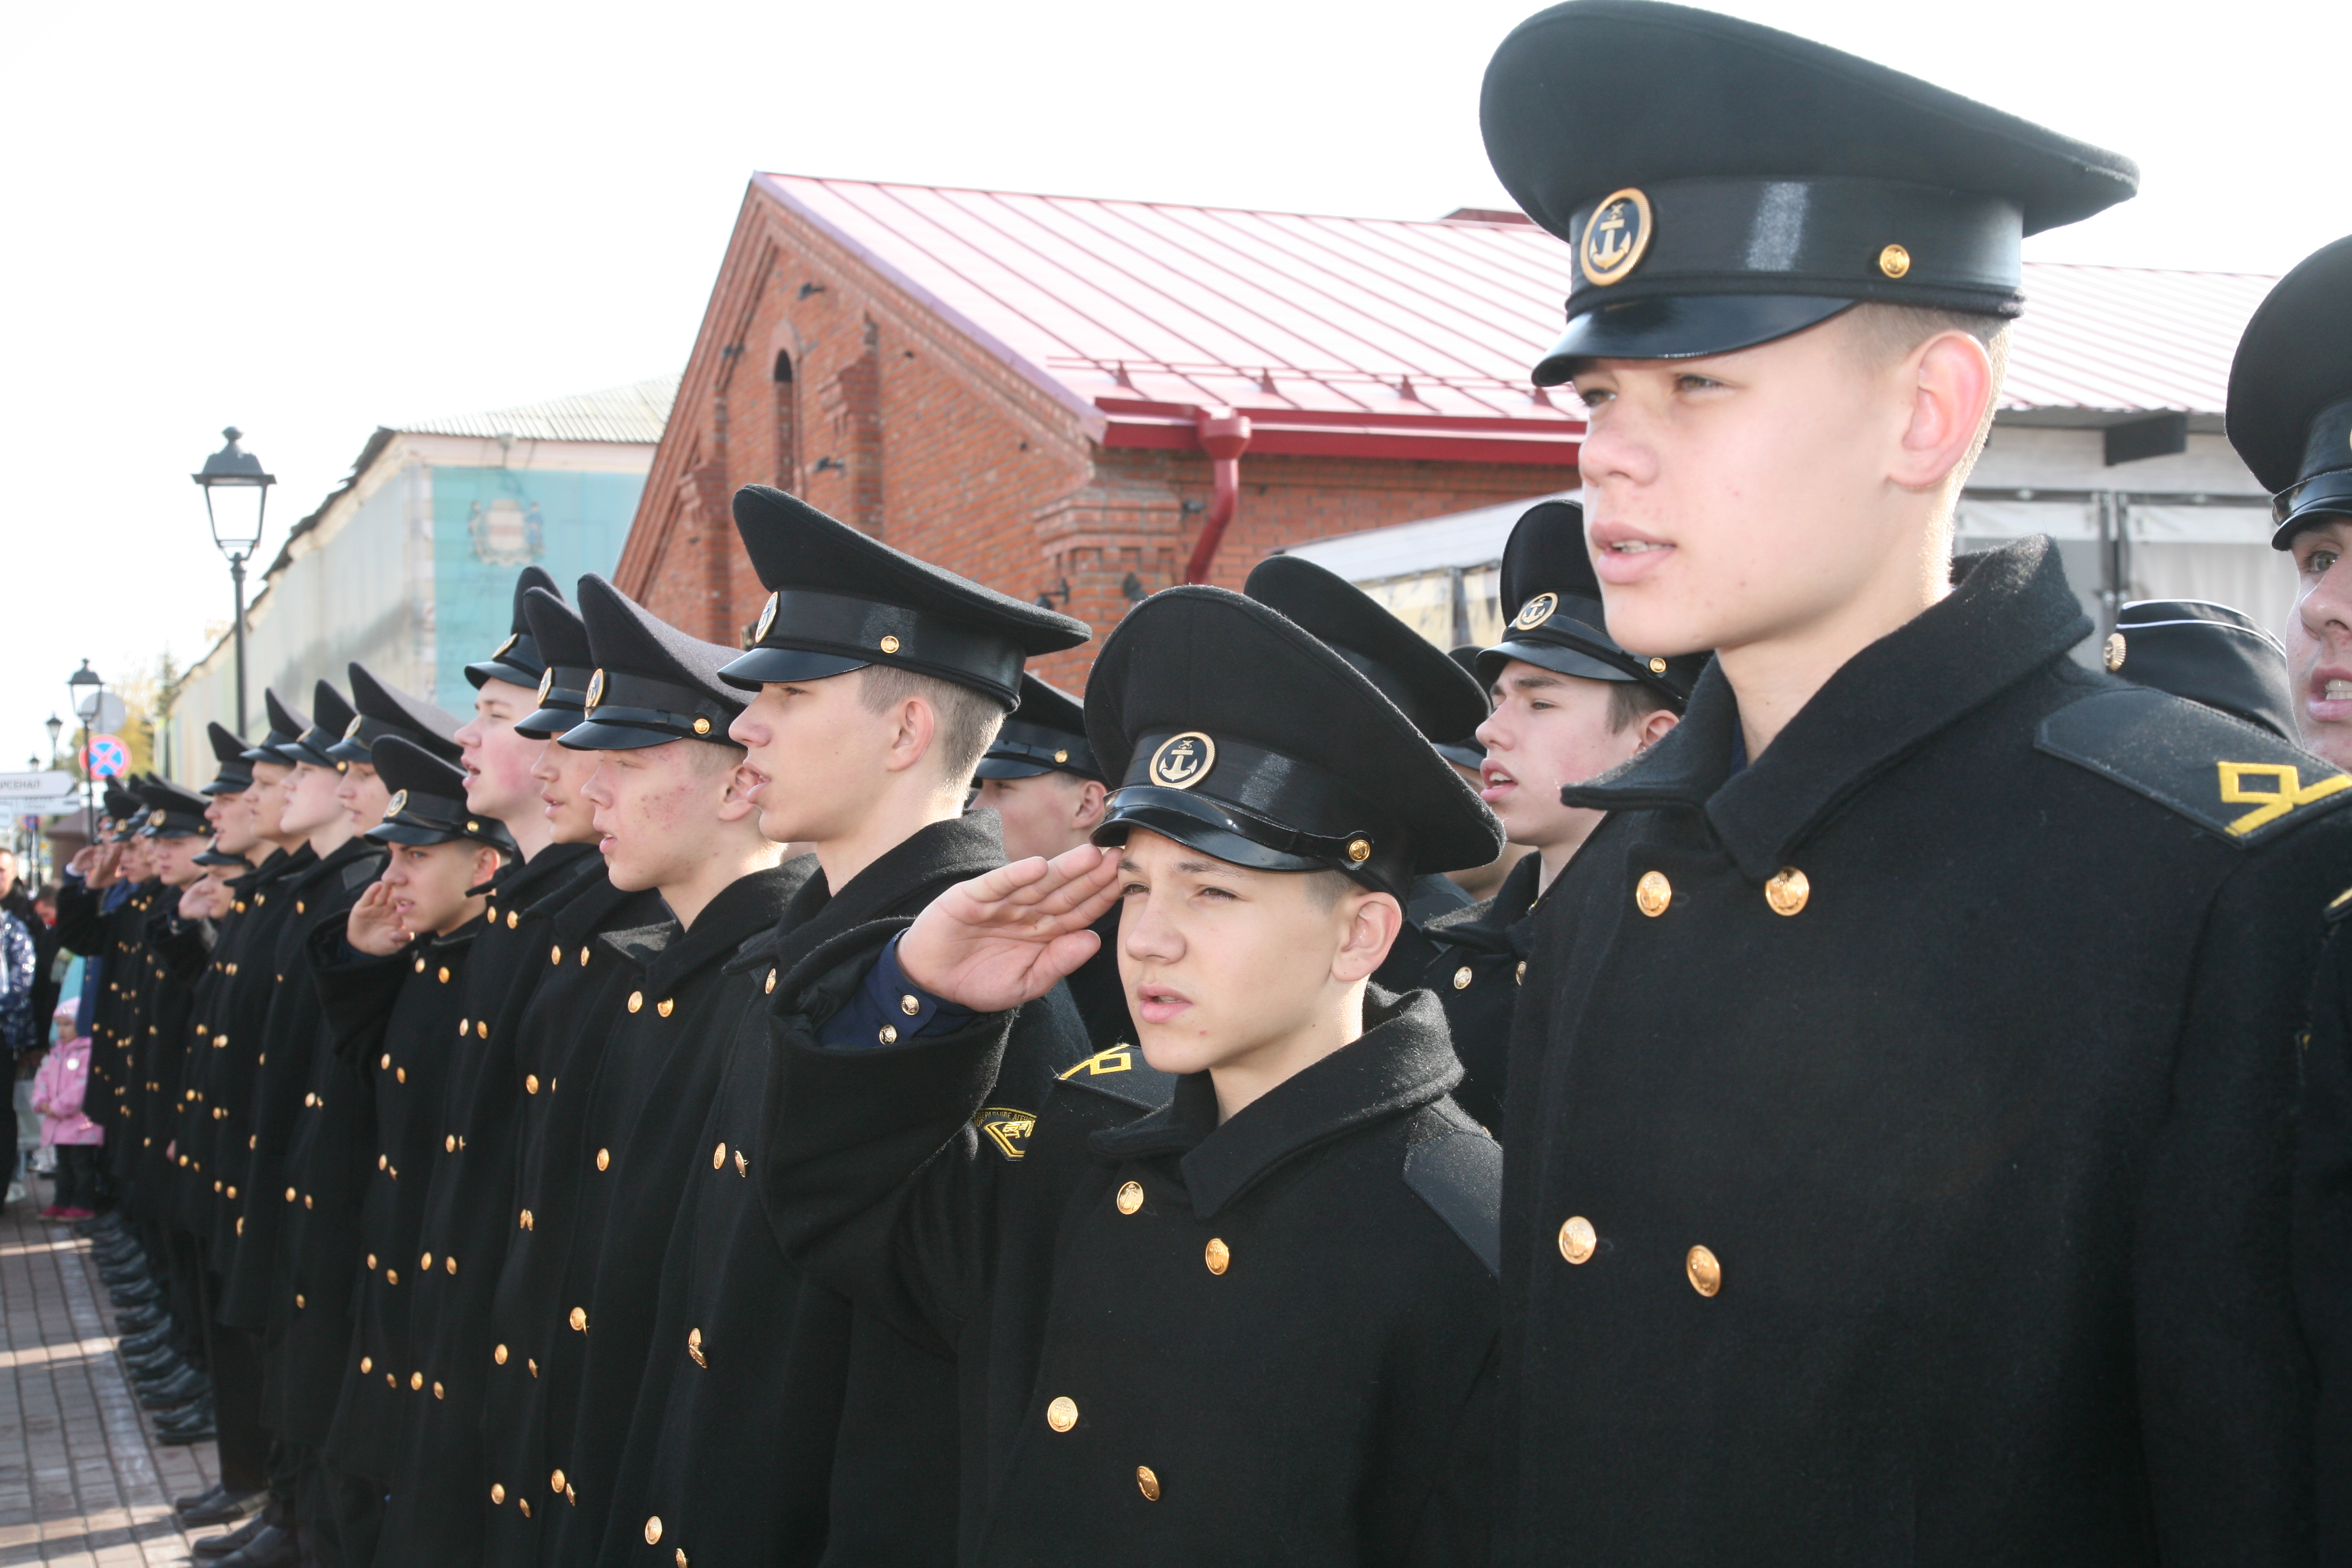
[1563,537,2089,880]
[494,839,597,906]
[1425,850,1546,955]
[643,860,810,996]
[740,813,1010,976]
[1088,988,1462,1219]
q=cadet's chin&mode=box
[1134,1027,1219,1081]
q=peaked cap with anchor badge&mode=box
[1244,554,1492,746]
[201,721,255,796]
[465,565,564,690]
[328,663,464,766]
[2104,599,2297,742]
[975,673,1104,783]
[364,735,518,856]
[559,575,750,752]
[1481,0,2138,380]
[135,778,212,839]
[2227,234,2352,549]
[1477,499,1706,705]
[514,584,594,739]
[241,687,311,766]
[721,486,1091,708]
[285,680,358,770]
[1084,585,1502,900]
[100,785,142,836]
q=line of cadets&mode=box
[52,3,2352,1562]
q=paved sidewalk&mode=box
[1,1177,219,1567]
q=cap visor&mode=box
[1532,296,1854,384]
[365,820,460,846]
[240,743,295,765]
[200,780,249,797]
[513,706,583,740]
[1475,638,1638,688]
[2271,472,2352,548]
[557,718,685,752]
[972,757,1056,781]
[465,658,543,691]
[325,738,371,764]
[717,646,871,691]
[1433,741,1486,771]
[1093,793,1334,877]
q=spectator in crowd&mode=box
[30,1008,101,1220]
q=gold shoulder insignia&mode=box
[1059,1047,1133,1080]
[2331,885,2352,913]
[2217,761,2352,836]
[974,1107,1035,1161]
[2038,688,2352,848]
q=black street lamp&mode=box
[43,712,61,765]
[193,426,275,737]
[68,662,102,843]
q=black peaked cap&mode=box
[365,735,518,856]
[466,565,563,690]
[723,486,1091,707]
[516,586,594,739]
[329,664,463,766]
[1476,500,1706,706]
[2227,235,2352,547]
[1244,554,1490,744]
[203,722,254,796]
[562,575,748,752]
[1434,647,1489,769]
[193,848,254,870]
[102,785,143,823]
[2109,600,2297,742]
[242,688,311,765]
[136,779,211,839]
[977,674,1103,783]
[1085,586,1501,898]
[288,682,357,769]
[1481,1,2138,376]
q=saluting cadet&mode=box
[1478,4,2352,1558]
[972,671,1130,1052]
[475,585,670,1564]
[309,736,514,1550]
[268,668,457,1567]
[761,582,1506,1566]
[1418,500,1696,1128]
[593,487,1093,1568]
[2227,234,2352,1561]
[382,571,607,1567]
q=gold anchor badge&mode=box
[536,668,554,703]
[584,669,606,711]
[1149,732,1216,790]
[753,591,780,644]
[384,790,408,818]
[1512,592,1559,632]
[1580,188,1653,288]
[2218,761,2351,836]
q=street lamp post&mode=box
[40,715,61,886]
[68,662,101,845]
[193,427,275,737]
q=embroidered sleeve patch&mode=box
[974,1107,1036,1161]
[2038,687,2352,848]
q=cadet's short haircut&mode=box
[856,665,1006,787]
[1606,680,1676,734]
[686,738,748,776]
[1839,302,2014,481]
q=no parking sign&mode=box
[82,734,127,779]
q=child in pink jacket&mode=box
[31,1031,102,1220]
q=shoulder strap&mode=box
[1054,1045,1178,1112]
[1403,1128,1502,1276]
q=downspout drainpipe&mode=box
[1182,406,1254,584]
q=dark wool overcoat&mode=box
[767,957,1500,1568]
[1391,851,1545,1132]
[198,848,316,1265]
[1499,538,2352,1565]
[594,813,1091,1568]
[2295,902,2352,1564]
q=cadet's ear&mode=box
[1070,779,1108,834]
[1892,329,1996,494]
[1634,705,1679,753]
[1332,888,1402,984]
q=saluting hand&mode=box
[177,880,222,921]
[85,842,125,890]
[896,843,1123,1014]
[346,881,411,957]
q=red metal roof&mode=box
[756,175,2276,461]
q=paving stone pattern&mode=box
[1,1178,217,1566]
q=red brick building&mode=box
[613,175,1587,686]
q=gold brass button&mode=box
[628,991,643,1013]
[433,1381,444,1399]
[414,957,426,973]
[645,1516,663,1545]
[657,998,674,1018]
[713,1142,727,1170]
[1558,1216,1596,1264]
[735,1151,748,1178]
[387,1269,398,1284]
[422,1252,433,1270]
[879,635,901,654]
[386,1373,396,1387]
[361,1356,373,1374]
[579,946,590,966]
[2103,632,2127,671]
[596,1148,610,1172]
[1116,1181,1144,1215]
[570,1306,588,1332]
[438,967,450,983]
[1205,1238,1231,1275]
[526,1075,540,1095]
[1686,1245,1722,1297]
[1136,1465,1161,1501]
[446,1255,457,1275]
[1452,965,1473,990]
[1516,960,1527,984]
[519,1499,531,1518]
[1046,1396,1079,1432]
[878,1025,899,1046]
[677,1552,688,1568]
[1635,871,1671,917]
[379,1053,391,1069]
[410,1371,424,1390]
[495,1344,509,1365]
[458,1019,469,1038]
[396,1068,406,1083]
[899,993,921,1016]
[508,910,520,929]
[491,1483,506,1504]
[1764,867,1809,917]
[286,1187,297,1202]
[765,969,776,994]
[1648,656,1667,674]
[478,1020,489,1039]
[368,1254,379,1269]
[551,1470,565,1494]
[688,1327,706,1367]
[1878,243,1911,278]
[1346,837,1371,864]
[446,1135,458,1153]
[520,1209,534,1230]
[528,1359,538,1376]
[692,716,712,734]
[295,1293,306,1310]
[550,944,563,965]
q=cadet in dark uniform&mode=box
[1479,4,2350,1558]
[972,671,1131,1051]
[590,487,1093,1568]
[2103,599,2297,739]
[308,737,513,1548]
[761,582,1506,1566]
[2228,235,2352,1563]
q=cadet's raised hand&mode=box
[896,843,1123,1013]
[346,881,411,957]
[178,879,225,921]
[85,842,126,890]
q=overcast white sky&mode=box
[2,0,2344,773]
